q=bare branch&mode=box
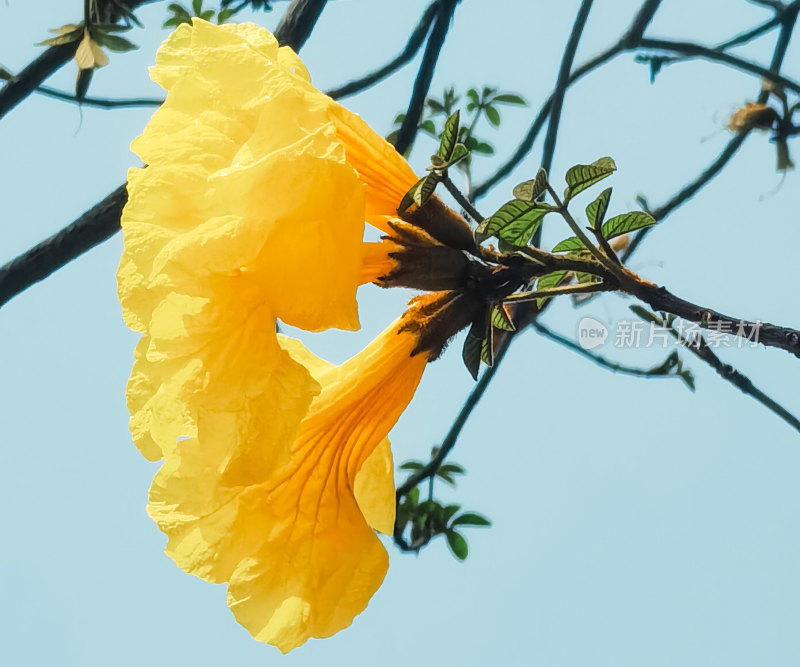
[637,37,800,94]
[0,185,127,309]
[35,85,163,108]
[274,0,328,51]
[532,320,691,385]
[394,0,460,155]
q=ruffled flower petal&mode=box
[119,19,431,653]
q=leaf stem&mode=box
[546,184,621,276]
[504,281,610,303]
[441,173,484,223]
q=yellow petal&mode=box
[279,335,396,535]
[225,323,426,651]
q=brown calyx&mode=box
[399,194,477,253]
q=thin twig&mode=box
[633,311,800,433]
[532,320,690,384]
[35,85,163,108]
[394,334,513,501]
[637,37,800,94]
[325,1,438,100]
[685,336,800,433]
[394,0,460,155]
[441,173,484,222]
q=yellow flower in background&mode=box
[117,19,450,652]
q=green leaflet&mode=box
[601,210,656,240]
[586,187,612,229]
[563,157,616,200]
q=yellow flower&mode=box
[118,20,448,652]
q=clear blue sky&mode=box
[2,1,800,665]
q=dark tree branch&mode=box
[0,185,127,309]
[637,37,800,94]
[325,1,438,100]
[394,0,460,155]
[621,275,800,358]
[274,0,328,51]
[684,335,800,434]
[0,43,79,120]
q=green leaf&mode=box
[629,304,660,324]
[480,336,494,367]
[476,199,548,243]
[168,3,192,17]
[512,168,548,202]
[536,270,568,307]
[397,174,439,214]
[419,119,437,137]
[472,140,494,155]
[192,0,203,15]
[438,463,465,476]
[466,88,480,106]
[200,9,216,20]
[446,530,469,561]
[407,487,420,506]
[462,331,482,380]
[437,110,460,161]
[491,305,515,331]
[75,67,93,102]
[443,504,461,524]
[426,98,445,114]
[484,104,501,127]
[448,142,469,166]
[498,207,548,247]
[399,461,423,471]
[492,93,526,106]
[564,157,616,200]
[601,211,656,240]
[92,31,137,52]
[451,512,492,528]
[48,23,82,34]
[437,471,456,485]
[550,236,586,253]
[91,23,133,33]
[585,187,612,230]
[38,28,84,46]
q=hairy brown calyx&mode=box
[378,211,532,361]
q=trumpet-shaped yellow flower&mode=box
[118,19,438,652]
